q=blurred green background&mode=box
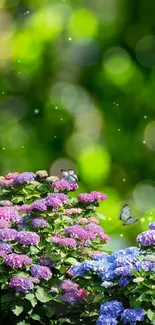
[0,0,155,250]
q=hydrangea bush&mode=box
[0,170,110,325]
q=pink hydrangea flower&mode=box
[5,253,32,268]
[5,172,19,180]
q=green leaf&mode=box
[30,246,40,254]
[12,305,24,316]
[25,293,35,301]
[65,257,77,265]
[12,196,24,203]
[93,293,104,303]
[31,314,41,321]
[46,307,55,318]
[147,309,154,321]
[36,287,52,303]
[1,293,13,303]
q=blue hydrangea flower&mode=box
[97,315,118,325]
[100,300,124,318]
[121,308,145,325]
[118,276,130,287]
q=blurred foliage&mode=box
[0,0,155,249]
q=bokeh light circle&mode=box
[144,121,155,151]
[133,182,155,210]
[68,9,98,39]
[136,35,155,69]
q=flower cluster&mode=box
[9,276,34,292]
[30,264,52,279]
[0,207,20,224]
[78,191,107,203]
[16,231,40,245]
[51,236,77,247]
[5,253,32,268]
[136,230,155,246]
[31,218,48,228]
[97,300,145,325]
[52,179,78,191]
[13,172,36,184]
[60,279,87,305]
[0,242,12,254]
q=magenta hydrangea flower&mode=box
[9,276,34,292]
[90,191,107,201]
[31,199,47,211]
[77,218,89,224]
[0,251,7,258]
[65,225,96,240]
[64,208,82,215]
[0,242,12,253]
[0,219,9,228]
[78,193,95,203]
[5,253,32,268]
[0,229,17,241]
[136,230,155,246]
[51,236,76,247]
[149,222,155,230]
[0,200,13,207]
[14,172,36,184]
[31,218,48,228]
[30,264,52,279]
[45,193,68,209]
[0,179,14,187]
[0,207,20,224]
[60,280,78,292]
[16,231,40,246]
[5,172,19,180]
[52,179,78,191]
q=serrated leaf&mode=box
[36,287,52,303]
[12,305,24,316]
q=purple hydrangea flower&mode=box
[0,251,7,258]
[84,224,110,241]
[0,219,9,228]
[61,291,82,305]
[97,315,118,325]
[0,229,17,241]
[65,225,96,240]
[90,191,107,201]
[100,300,124,318]
[0,242,12,253]
[52,179,78,191]
[31,199,47,211]
[136,230,155,246]
[5,253,32,268]
[51,236,76,247]
[149,222,155,230]
[14,172,35,184]
[31,218,48,228]
[16,231,40,246]
[121,308,145,325]
[18,205,32,213]
[9,276,34,292]
[78,193,95,203]
[0,179,14,187]
[60,280,79,292]
[30,264,52,279]
[40,256,55,267]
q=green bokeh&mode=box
[0,0,154,248]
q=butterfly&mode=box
[61,169,79,183]
[120,204,138,225]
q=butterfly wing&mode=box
[61,170,69,180]
[68,169,79,182]
[123,218,138,226]
[120,205,130,221]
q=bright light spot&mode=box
[120,233,123,237]
[68,37,72,41]
[22,146,24,148]
[148,216,152,221]
[113,102,115,104]
[68,9,98,39]
[143,140,146,144]
[140,218,145,223]
[144,121,155,151]
[18,72,21,74]
[133,183,155,210]
[54,136,57,138]
[18,60,20,63]
[2,92,4,94]
[60,118,63,121]
[34,109,39,114]
[118,129,120,131]
[116,103,119,106]
[108,217,112,221]
[2,148,5,150]
[55,106,58,109]
[50,158,76,178]
[123,178,126,182]
[144,116,147,119]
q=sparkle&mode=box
[2,92,4,94]
[54,136,57,138]
[144,116,147,119]
[148,216,152,221]
[18,60,20,63]
[113,102,115,104]
[120,233,123,237]
[22,146,24,149]
[27,11,29,14]
[34,109,39,114]
[108,217,112,221]
[68,37,72,41]
[140,217,145,223]
[116,103,119,106]
[18,72,21,74]
[123,178,126,182]
[118,128,120,131]
[2,148,5,150]
[143,140,146,144]
[60,118,63,121]
[55,106,58,109]
[150,212,152,215]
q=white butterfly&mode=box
[61,169,79,183]
[120,204,138,226]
